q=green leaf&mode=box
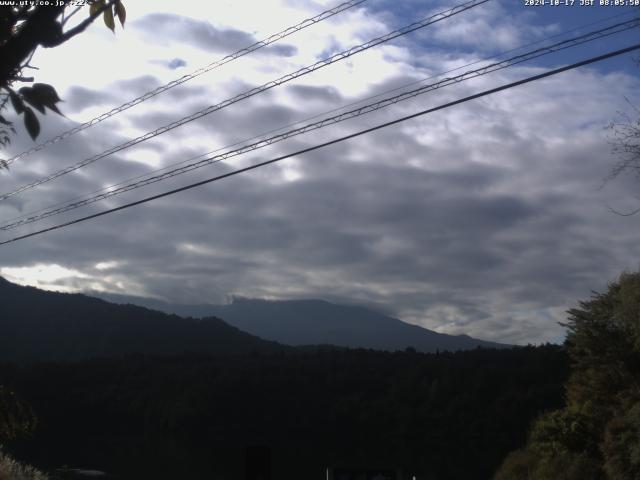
[19,84,63,115]
[32,83,61,103]
[9,91,24,114]
[47,103,62,115]
[19,87,46,114]
[90,0,105,17]
[23,107,40,141]
[104,7,115,32]
[115,1,126,27]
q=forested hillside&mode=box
[95,295,508,352]
[496,272,640,479]
[2,345,567,480]
[0,277,286,361]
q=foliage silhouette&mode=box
[495,271,640,479]
[0,1,125,155]
[1,346,567,480]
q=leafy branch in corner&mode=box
[604,101,640,215]
[0,1,127,169]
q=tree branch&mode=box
[56,0,118,46]
[0,5,65,88]
[60,6,82,27]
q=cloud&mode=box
[1,0,639,347]
[424,1,560,53]
[150,58,189,70]
[4,68,638,343]
[64,86,119,114]
[288,85,343,104]
[133,13,298,57]
[168,58,187,69]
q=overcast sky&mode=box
[1,0,639,344]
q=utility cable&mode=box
[1,0,368,167]
[1,43,637,246]
[0,0,490,201]
[1,6,633,230]
[10,7,631,226]
[2,18,637,231]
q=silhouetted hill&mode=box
[0,277,286,362]
[2,346,569,480]
[94,293,510,352]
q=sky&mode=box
[0,0,639,345]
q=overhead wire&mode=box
[1,0,369,167]
[2,8,634,228]
[0,9,635,228]
[5,8,635,232]
[0,0,490,201]
[1,43,638,246]
[2,17,638,231]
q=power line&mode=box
[1,8,635,231]
[10,7,633,233]
[2,43,638,247]
[1,0,368,168]
[0,0,490,201]
[3,17,637,231]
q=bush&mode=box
[0,387,36,443]
[0,448,47,480]
[494,271,640,480]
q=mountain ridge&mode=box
[93,291,510,352]
[0,277,287,362]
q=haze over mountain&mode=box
[0,277,285,362]
[95,292,509,352]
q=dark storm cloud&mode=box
[133,13,297,57]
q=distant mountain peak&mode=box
[91,291,510,353]
[230,296,331,307]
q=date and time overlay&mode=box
[525,0,639,5]
[1,0,638,7]
[2,0,640,6]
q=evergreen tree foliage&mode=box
[0,346,566,480]
[495,271,640,480]
[0,386,35,443]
